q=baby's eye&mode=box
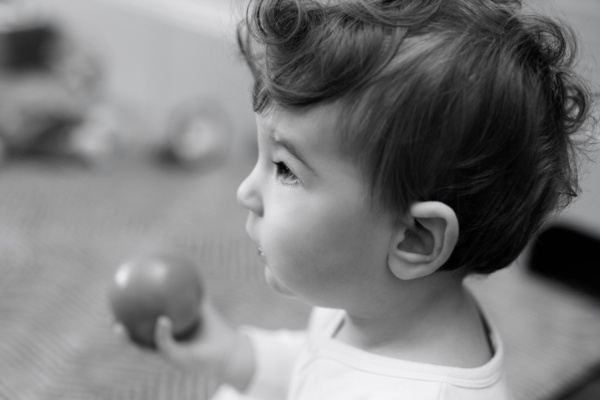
[273,161,299,185]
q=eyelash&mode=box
[273,161,299,186]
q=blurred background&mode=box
[0,0,598,399]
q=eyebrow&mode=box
[267,134,314,172]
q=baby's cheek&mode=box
[266,221,320,268]
[265,206,354,266]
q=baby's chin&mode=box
[264,266,296,298]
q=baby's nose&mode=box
[237,168,263,216]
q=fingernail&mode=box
[158,316,170,331]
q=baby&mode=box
[149,1,593,399]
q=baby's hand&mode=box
[112,300,254,390]
[153,301,232,371]
[154,301,255,390]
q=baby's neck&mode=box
[334,276,492,368]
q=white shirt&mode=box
[213,306,512,400]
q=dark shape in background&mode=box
[529,224,600,301]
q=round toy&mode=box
[109,253,203,349]
[158,98,233,170]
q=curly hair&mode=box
[237,0,593,274]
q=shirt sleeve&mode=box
[240,326,307,400]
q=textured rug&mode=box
[0,151,599,400]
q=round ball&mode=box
[109,253,203,349]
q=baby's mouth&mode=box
[255,247,295,298]
[257,247,267,264]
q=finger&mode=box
[154,316,178,355]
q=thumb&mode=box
[155,316,178,355]
[154,315,207,371]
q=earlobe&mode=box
[388,202,459,280]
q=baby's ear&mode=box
[388,202,459,280]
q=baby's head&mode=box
[237,0,592,276]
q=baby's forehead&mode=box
[262,103,341,141]
[260,102,357,158]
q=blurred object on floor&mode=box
[40,0,256,155]
[68,104,123,168]
[157,97,233,171]
[0,4,123,168]
[0,22,57,71]
[528,223,600,300]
